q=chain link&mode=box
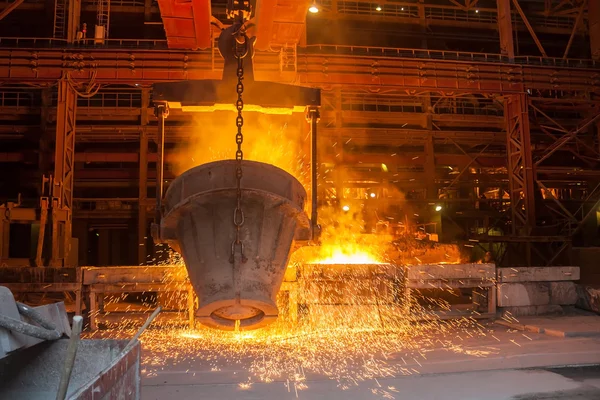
[230,32,248,264]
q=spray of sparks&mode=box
[82,116,505,398]
[85,247,501,398]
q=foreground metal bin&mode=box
[0,338,140,400]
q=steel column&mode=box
[497,0,515,60]
[333,90,344,205]
[308,106,321,240]
[39,88,52,191]
[590,0,600,61]
[511,0,548,57]
[51,79,76,267]
[504,93,536,239]
[153,103,168,226]
[423,94,436,200]
[67,0,81,44]
[138,89,150,265]
[0,0,25,21]
[562,2,585,59]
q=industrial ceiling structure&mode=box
[0,0,597,272]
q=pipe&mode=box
[155,106,166,224]
[56,315,83,400]
[121,306,162,355]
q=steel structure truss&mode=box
[50,79,76,267]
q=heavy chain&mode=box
[230,33,247,264]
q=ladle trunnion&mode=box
[157,160,309,331]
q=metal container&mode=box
[0,339,140,400]
[160,160,309,330]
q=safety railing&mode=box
[302,44,600,68]
[425,6,496,24]
[73,198,138,212]
[0,37,170,49]
[76,92,143,109]
[0,91,39,108]
[0,37,596,69]
[336,1,418,18]
[342,103,424,113]
[82,0,145,7]
[526,13,576,30]
[50,90,143,108]
[434,98,504,117]
[316,0,577,29]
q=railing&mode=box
[77,92,143,108]
[342,103,423,113]
[0,37,596,69]
[336,1,418,19]
[303,44,600,69]
[74,198,138,212]
[0,37,169,49]
[0,91,39,108]
[315,0,577,30]
[425,6,496,24]
[82,0,145,7]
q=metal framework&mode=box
[51,79,77,267]
[505,93,536,238]
[0,0,599,270]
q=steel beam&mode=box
[590,0,600,61]
[497,0,515,61]
[2,148,500,168]
[39,88,52,183]
[0,0,25,21]
[511,0,548,57]
[138,88,149,265]
[51,79,76,267]
[504,94,536,239]
[424,133,437,200]
[563,2,586,59]
[0,48,597,93]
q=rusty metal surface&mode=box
[156,0,212,50]
[161,160,308,330]
[0,48,597,94]
[0,338,140,400]
[253,0,308,50]
[81,265,188,285]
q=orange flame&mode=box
[294,206,388,265]
[172,113,309,190]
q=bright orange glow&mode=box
[294,206,388,265]
[313,247,383,265]
[172,113,310,192]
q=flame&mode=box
[296,205,388,265]
[314,249,382,265]
[172,113,309,190]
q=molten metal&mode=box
[160,160,309,331]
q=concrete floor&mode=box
[140,316,600,399]
[143,366,600,400]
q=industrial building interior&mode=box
[1,0,600,399]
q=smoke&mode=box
[171,112,310,191]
